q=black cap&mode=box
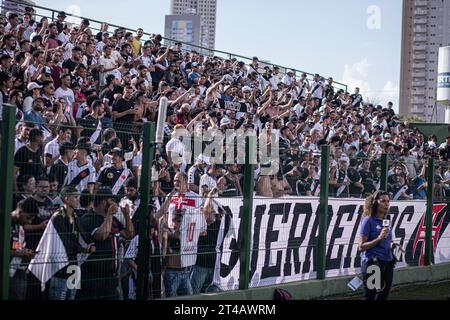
[0,54,12,61]
[60,141,75,151]
[95,186,114,202]
[61,186,78,198]
[17,198,39,216]
[166,108,175,117]
[105,74,116,85]
[29,128,43,141]
[109,147,125,159]
[57,11,67,18]
[124,177,138,189]
[76,142,91,152]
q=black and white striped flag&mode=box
[28,214,91,291]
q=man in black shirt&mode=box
[191,188,222,294]
[97,148,134,198]
[14,128,44,191]
[359,159,375,197]
[25,176,53,252]
[78,187,134,300]
[31,186,95,300]
[99,74,116,108]
[9,198,38,300]
[49,142,75,191]
[347,158,364,198]
[111,84,136,151]
[62,46,83,73]
[350,87,363,108]
[55,11,67,34]
[79,99,104,145]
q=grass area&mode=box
[325,280,450,300]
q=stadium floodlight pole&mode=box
[317,145,329,280]
[424,157,434,266]
[0,105,15,300]
[380,153,388,192]
[239,136,256,290]
[136,122,156,300]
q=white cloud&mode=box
[341,59,399,110]
[342,58,371,94]
[379,80,400,111]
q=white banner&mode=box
[212,197,450,291]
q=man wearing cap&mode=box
[49,142,75,191]
[98,148,134,197]
[187,155,209,193]
[13,128,45,191]
[96,31,110,54]
[188,63,201,86]
[55,11,67,34]
[29,186,95,300]
[281,69,296,89]
[79,187,134,300]
[64,142,96,194]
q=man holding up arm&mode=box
[78,187,134,300]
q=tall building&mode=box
[170,0,217,51]
[399,0,450,122]
[1,0,35,16]
[164,14,202,52]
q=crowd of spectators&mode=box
[2,7,450,300]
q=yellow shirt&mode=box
[131,38,142,57]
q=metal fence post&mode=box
[317,145,329,280]
[424,157,434,266]
[239,136,255,290]
[380,153,388,192]
[0,105,16,300]
[136,122,155,300]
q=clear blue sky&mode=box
[37,0,402,110]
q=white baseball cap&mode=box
[27,82,43,90]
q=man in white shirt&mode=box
[297,73,310,99]
[270,66,282,89]
[64,143,96,193]
[98,45,117,87]
[199,164,222,196]
[165,124,190,173]
[96,32,110,53]
[281,70,296,88]
[44,125,72,171]
[55,74,75,108]
[310,73,325,103]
